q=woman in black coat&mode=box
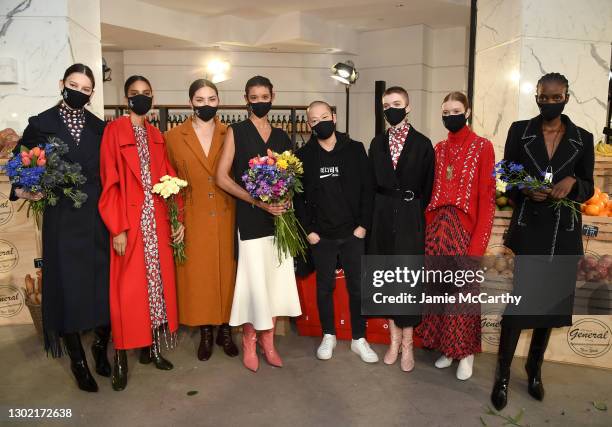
[491,73,595,410]
[11,64,110,393]
[368,86,435,371]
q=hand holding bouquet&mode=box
[494,160,580,217]
[3,137,88,227]
[242,149,307,262]
[152,175,188,263]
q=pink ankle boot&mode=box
[400,327,415,372]
[259,317,283,367]
[384,319,402,365]
[242,323,259,372]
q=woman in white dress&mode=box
[216,75,301,372]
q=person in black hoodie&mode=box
[295,101,378,363]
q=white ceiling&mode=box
[101,0,470,52]
[138,0,470,31]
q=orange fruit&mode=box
[585,205,600,216]
[595,187,602,196]
[581,204,587,213]
[586,194,600,205]
[600,193,610,204]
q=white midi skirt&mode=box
[229,234,302,330]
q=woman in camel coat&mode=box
[165,79,237,361]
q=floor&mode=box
[0,324,610,427]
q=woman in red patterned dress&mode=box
[99,75,183,391]
[416,91,496,380]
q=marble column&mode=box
[0,0,103,134]
[472,0,611,156]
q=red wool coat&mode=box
[99,116,179,350]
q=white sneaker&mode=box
[435,354,453,369]
[350,338,379,363]
[456,354,474,380]
[316,334,337,360]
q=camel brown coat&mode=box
[165,116,236,326]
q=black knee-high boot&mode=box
[91,325,111,377]
[525,328,552,401]
[63,333,98,392]
[112,349,128,391]
[490,325,522,410]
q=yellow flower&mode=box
[160,175,172,182]
[277,159,288,169]
[496,179,507,193]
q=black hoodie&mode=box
[294,131,374,237]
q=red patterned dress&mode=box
[416,124,496,359]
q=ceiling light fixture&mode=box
[206,59,231,84]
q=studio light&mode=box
[102,57,112,82]
[330,60,359,135]
[331,61,359,85]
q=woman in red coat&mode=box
[99,75,183,391]
[416,91,496,381]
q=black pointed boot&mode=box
[525,328,552,401]
[198,325,214,361]
[216,324,239,357]
[63,333,98,392]
[491,325,522,411]
[91,325,111,377]
[112,350,128,391]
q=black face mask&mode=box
[538,101,565,121]
[128,94,153,116]
[193,105,218,122]
[313,120,335,140]
[62,87,90,109]
[249,102,272,118]
[384,107,407,126]
[442,113,467,133]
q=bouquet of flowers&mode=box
[494,160,581,217]
[3,137,88,227]
[152,175,188,263]
[242,149,307,262]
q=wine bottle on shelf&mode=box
[221,114,226,124]
[301,115,307,133]
[278,115,285,131]
[287,115,293,134]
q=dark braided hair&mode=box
[536,72,569,93]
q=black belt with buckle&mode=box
[376,186,420,202]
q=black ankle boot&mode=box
[152,347,173,370]
[139,347,152,365]
[525,328,551,401]
[141,347,173,370]
[91,325,111,377]
[63,333,98,392]
[216,324,239,357]
[198,325,214,361]
[490,325,522,411]
[112,350,128,391]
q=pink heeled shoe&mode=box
[384,319,402,365]
[242,323,259,372]
[400,327,415,372]
[259,317,283,367]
